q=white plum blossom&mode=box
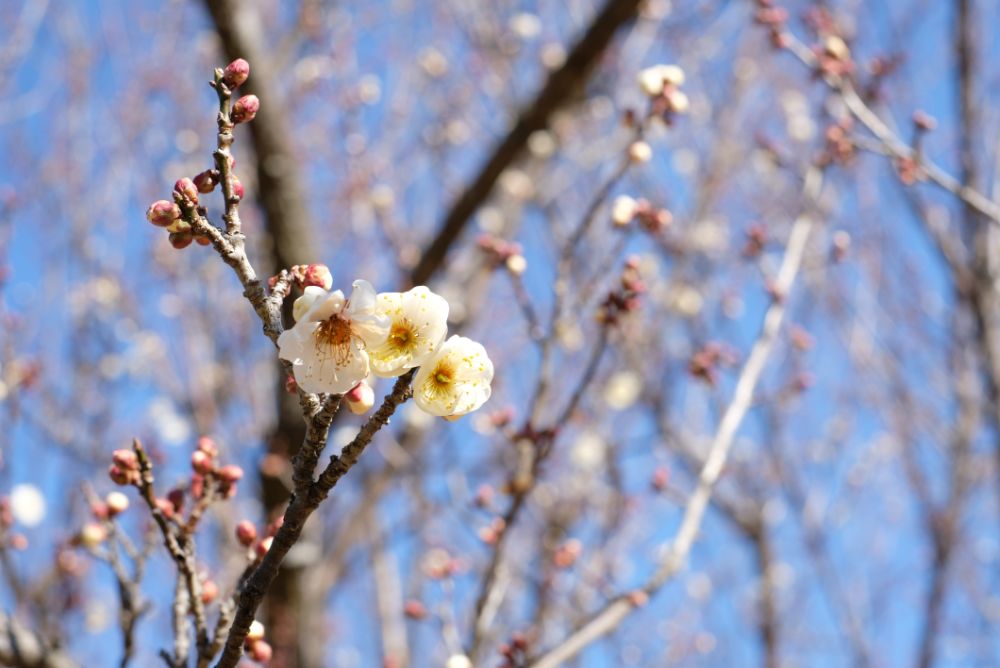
[413,336,493,418]
[638,64,685,97]
[369,286,449,377]
[278,280,389,394]
[292,285,326,322]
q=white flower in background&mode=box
[278,280,389,394]
[637,64,685,97]
[628,140,653,164]
[369,286,449,377]
[445,655,473,668]
[604,370,642,410]
[413,336,493,417]
[612,195,638,226]
[10,483,46,527]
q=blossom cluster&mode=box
[278,280,493,419]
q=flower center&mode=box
[431,364,454,390]
[388,320,418,353]
[315,315,353,366]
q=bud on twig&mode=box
[231,95,260,124]
[222,58,250,88]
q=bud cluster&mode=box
[688,341,739,386]
[244,620,273,663]
[753,0,790,49]
[477,234,527,275]
[637,63,689,122]
[597,257,646,324]
[145,60,257,250]
[610,195,672,233]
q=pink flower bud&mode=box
[222,58,250,88]
[112,449,139,470]
[195,235,212,247]
[236,520,258,547]
[105,491,130,516]
[232,177,245,200]
[191,450,214,475]
[345,381,375,415]
[197,436,219,458]
[146,200,181,227]
[249,640,272,662]
[193,170,218,194]
[167,489,185,515]
[256,536,273,558]
[169,230,194,249]
[403,599,427,620]
[90,501,109,520]
[218,465,244,484]
[302,263,333,290]
[201,579,219,604]
[156,497,175,519]
[173,178,199,205]
[9,534,27,551]
[108,464,131,486]
[231,95,260,124]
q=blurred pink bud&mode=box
[173,178,199,205]
[231,95,260,124]
[193,170,218,194]
[345,381,375,415]
[256,536,273,558]
[9,534,28,551]
[156,497,175,519]
[236,520,258,547]
[169,230,194,249]
[197,436,219,457]
[112,448,138,470]
[146,200,181,227]
[222,58,250,88]
[913,110,937,132]
[201,579,219,604]
[167,489,185,515]
[90,501,109,520]
[108,465,131,486]
[285,375,298,394]
[249,640,272,663]
[404,600,427,619]
[191,450,214,475]
[627,589,649,607]
[195,235,212,247]
[474,484,494,508]
[218,465,244,484]
[652,466,669,492]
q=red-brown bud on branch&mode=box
[222,58,250,88]
[231,95,260,124]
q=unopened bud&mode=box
[249,640,273,663]
[197,436,219,458]
[403,599,427,620]
[78,523,107,548]
[231,177,244,200]
[346,381,376,415]
[193,170,218,194]
[505,254,527,275]
[231,95,260,124]
[217,465,244,484]
[201,578,219,605]
[256,536,273,559]
[236,520,258,547]
[247,620,266,642]
[191,450,214,475]
[612,195,637,226]
[106,491,130,516]
[169,230,194,249]
[628,141,653,164]
[302,263,333,290]
[108,464,131,486]
[173,178,199,205]
[146,200,181,227]
[167,488,185,514]
[112,449,138,470]
[222,58,250,88]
